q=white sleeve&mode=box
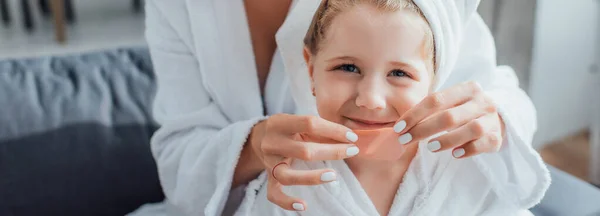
[145,1,266,215]
[447,13,550,209]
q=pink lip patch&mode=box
[353,127,406,161]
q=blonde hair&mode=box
[303,0,436,72]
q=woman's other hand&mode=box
[250,114,360,211]
[393,81,506,159]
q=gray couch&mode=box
[0,47,163,215]
[530,166,600,216]
[1,47,599,216]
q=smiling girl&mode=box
[233,0,549,215]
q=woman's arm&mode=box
[145,1,264,215]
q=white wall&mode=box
[529,1,599,149]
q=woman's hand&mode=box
[251,114,360,211]
[393,81,506,158]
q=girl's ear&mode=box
[303,46,317,97]
[303,46,315,80]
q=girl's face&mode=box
[304,4,434,130]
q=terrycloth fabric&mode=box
[231,0,551,215]
[235,141,537,215]
[143,0,297,215]
[139,0,549,215]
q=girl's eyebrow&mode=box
[325,56,358,62]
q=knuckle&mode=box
[264,121,274,131]
[486,104,498,114]
[472,94,486,103]
[483,99,498,113]
[428,93,445,108]
[470,120,486,137]
[471,139,483,152]
[260,144,269,154]
[301,116,317,132]
[335,148,346,160]
[488,133,502,147]
[442,111,459,126]
[477,95,497,113]
[260,137,275,153]
[299,147,313,161]
[267,114,292,130]
[469,81,483,93]
[265,118,278,131]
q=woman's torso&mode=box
[244,0,293,98]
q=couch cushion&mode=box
[0,47,164,216]
[530,166,600,216]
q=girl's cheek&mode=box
[316,78,352,105]
[314,73,354,118]
[391,86,430,114]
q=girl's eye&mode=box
[389,69,409,77]
[335,64,360,73]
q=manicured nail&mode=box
[346,131,358,142]
[293,203,305,211]
[398,133,412,145]
[393,120,407,133]
[427,141,441,152]
[453,148,465,158]
[320,171,336,182]
[346,146,360,157]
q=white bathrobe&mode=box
[137,0,550,215]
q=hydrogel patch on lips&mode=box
[353,128,406,160]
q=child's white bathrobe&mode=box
[233,0,550,215]
[140,0,550,215]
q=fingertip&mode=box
[292,202,305,211]
[345,131,358,142]
[320,171,337,182]
[398,133,412,145]
[345,145,360,157]
[393,120,407,133]
[427,141,442,152]
[290,199,307,211]
[269,188,307,211]
[452,148,466,158]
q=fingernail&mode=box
[398,133,412,145]
[346,146,360,157]
[346,131,358,142]
[293,203,305,211]
[320,171,336,182]
[427,141,441,152]
[453,148,465,158]
[393,120,407,133]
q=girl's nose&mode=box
[355,78,387,110]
